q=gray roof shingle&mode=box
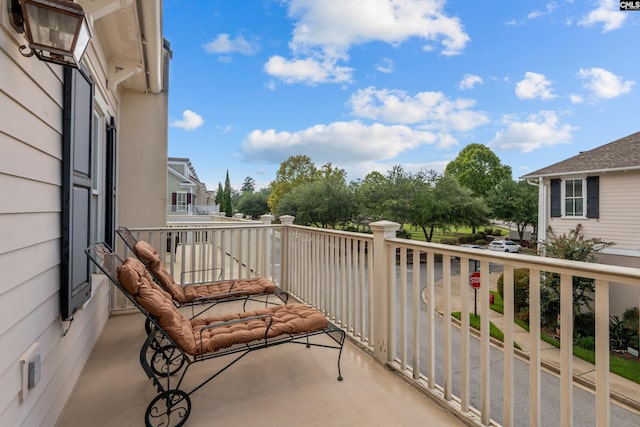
[521,131,640,179]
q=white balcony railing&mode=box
[116,217,640,427]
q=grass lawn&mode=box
[451,312,521,350]
[401,224,509,243]
[488,290,639,384]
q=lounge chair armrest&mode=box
[199,314,273,353]
[180,268,224,285]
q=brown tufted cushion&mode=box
[134,240,278,304]
[134,240,187,303]
[190,304,328,356]
[117,257,197,354]
[183,277,277,302]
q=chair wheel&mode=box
[145,389,191,427]
[150,345,186,377]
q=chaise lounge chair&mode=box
[86,242,345,427]
[116,227,288,318]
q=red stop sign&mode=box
[469,271,481,289]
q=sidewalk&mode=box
[426,273,640,412]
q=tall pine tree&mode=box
[223,170,233,217]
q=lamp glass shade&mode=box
[19,0,90,67]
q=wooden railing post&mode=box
[279,215,295,292]
[370,220,400,363]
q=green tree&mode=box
[541,224,615,328]
[268,155,318,215]
[486,180,538,242]
[215,182,224,212]
[277,174,357,228]
[223,170,233,217]
[240,176,256,193]
[355,171,388,222]
[236,188,270,219]
[410,174,489,241]
[445,143,512,199]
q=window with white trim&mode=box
[176,192,188,212]
[564,179,584,217]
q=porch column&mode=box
[279,215,295,292]
[370,220,400,363]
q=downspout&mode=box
[527,178,546,256]
[137,0,163,94]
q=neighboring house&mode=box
[0,1,169,426]
[521,131,640,314]
[167,157,219,215]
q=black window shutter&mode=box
[104,117,117,248]
[550,179,561,217]
[586,176,599,218]
[187,193,192,204]
[61,67,94,320]
[172,192,177,205]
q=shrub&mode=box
[610,315,635,351]
[576,335,596,351]
[497,268,530,314]
[474,239,486,245]
[473,232,487,241]
[623,307,639,349]
[574,312,595,338]
[396,229,411,239]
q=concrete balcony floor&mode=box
[55,302,465,427]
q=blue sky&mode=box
[163,0,639,191]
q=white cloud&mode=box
[376,58,395,74]
[242,120,449,165]
[527,3,557,19]
[515,72,556,100]
[578,67,634,99]
[348,87,489,131]
[288,0,469,56]
[170,110,204,131]
[578,0,626,32]
[489,111,577,153]
[459,74,483,90]
[266,0,470,84]
[569,94,584,104]
[264,55,353,85]
[204,33,259,55]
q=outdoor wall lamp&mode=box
[9,0,91,68]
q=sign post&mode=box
[469,271,481,317]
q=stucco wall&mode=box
[118,89,168,228]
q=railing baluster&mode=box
[503,265,514,427]
[360,239,367,343]
[443,254,452,401]
[595,279,610,427]
[412,249,420,380]
[400,247,407,370]
[480,260,491,425]
[529,269,541,427]
[426,251,435,389]
[560,273,574,427]
[460,256,470,412]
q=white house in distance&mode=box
[521,131,640,315]
[0,1,169,425]
[167,157,219,215]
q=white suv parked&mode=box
[488,240,520,253]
